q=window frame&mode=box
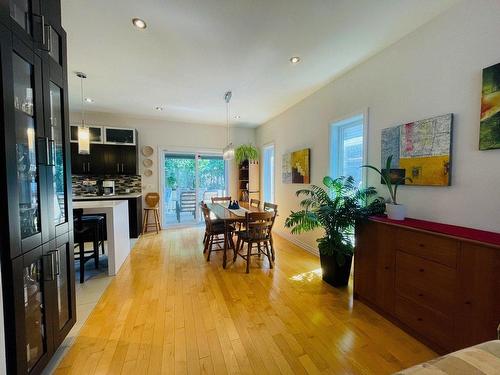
[262,142,276,204]
[329,110,369,187]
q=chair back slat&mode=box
[263,202,278,213]
[245,211,275,241]
[212,196,231,204]
[250,198,261,208]
[180,191,196,211]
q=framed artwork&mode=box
[282,148,310,184]
[381,114,453,186]
[480,62,500,150]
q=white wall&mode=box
[256,0,500,252]
[70,111,256,202]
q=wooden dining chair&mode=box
[250,198,261,208]
[201,204,235,262]
[263,202,278,260]
[143,192,161,234]
[234,211,276,273]
[212,196,231,204]
[263,202,278,212]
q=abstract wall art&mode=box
[282,148,310,184]
[381,114,453,186]
[480,62,500,150]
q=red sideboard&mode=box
[354,216,500,354]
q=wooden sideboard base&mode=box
[354,293,445,354]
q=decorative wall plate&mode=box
[143,158,153,167]
[141,146,154,157]
[144,169,153,177]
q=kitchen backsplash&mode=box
[72,175,142,195]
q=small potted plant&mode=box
[235,144,259,165]
[361,155,412,220]
[285,176,385,287]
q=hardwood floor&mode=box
[55,227,436,374]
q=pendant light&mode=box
[76,72,90,155]
[222,90,234,160]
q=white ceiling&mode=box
[62,0,457,127]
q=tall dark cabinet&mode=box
[0,0,75,374]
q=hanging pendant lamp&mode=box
[76,72,90,155]
[222,90,234,160]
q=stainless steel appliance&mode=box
[103,180,115,196]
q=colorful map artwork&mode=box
[380,114,453,186]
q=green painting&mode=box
[480,62,500,150]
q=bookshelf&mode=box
[238,159,259,202]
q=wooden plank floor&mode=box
[56,227,436,374]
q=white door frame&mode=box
[158,145,227,227]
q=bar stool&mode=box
[143,192,162,234]
[73,208,105,283]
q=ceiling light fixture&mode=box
[76,72,90,155]
[290,56,301,64]
[85,97,94,103]
[234,115,241,120]
[154,106,164,111]
[132,18,147,29]
[223,91,234,161]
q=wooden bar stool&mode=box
[143,192,162,234]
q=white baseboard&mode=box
[274,229,319,257]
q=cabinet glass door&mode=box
[54,243,69,329]
[13,51,41,239]
[10,0,31,34]
[23,253,48,371]
[49,81,66,226]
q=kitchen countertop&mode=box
[73,193,143,200]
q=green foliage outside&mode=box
[164,157,225,191]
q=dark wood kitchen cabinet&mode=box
[0,1,75,373]
[70,142,138,175]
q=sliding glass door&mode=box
[163,152,226,226]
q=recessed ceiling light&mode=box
[289,56,301,64]
[132,18,147,29]
[84,97,94,103]
[155,106,164,111]
[234,115,241,120]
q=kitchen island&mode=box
[73,194,143,238]
[73,200,130,276]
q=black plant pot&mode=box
[319,253,353,287]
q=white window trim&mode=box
[262,142,276,203]
[329,108,369,186]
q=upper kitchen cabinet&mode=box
[104,126,136,145]
[70,124,103,143]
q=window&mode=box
[330,114,365,185]
[263,144,275,203]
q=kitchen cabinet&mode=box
[0,1,75,373]
[70,143,138,176]
[70,125,103,143]
[104,126,136,145]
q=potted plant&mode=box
[235,144,259,164]
[284,176,385,287]
[361,155,412,220]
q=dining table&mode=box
[206,202,265,268]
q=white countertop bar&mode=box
[73,200,131,276]
[73,193,142,200]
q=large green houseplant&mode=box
[235,144,259,164]
[285,176,385,287]
[361,155,412,220]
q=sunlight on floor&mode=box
[289,267,322,281]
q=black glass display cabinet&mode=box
[0,1,75,373]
